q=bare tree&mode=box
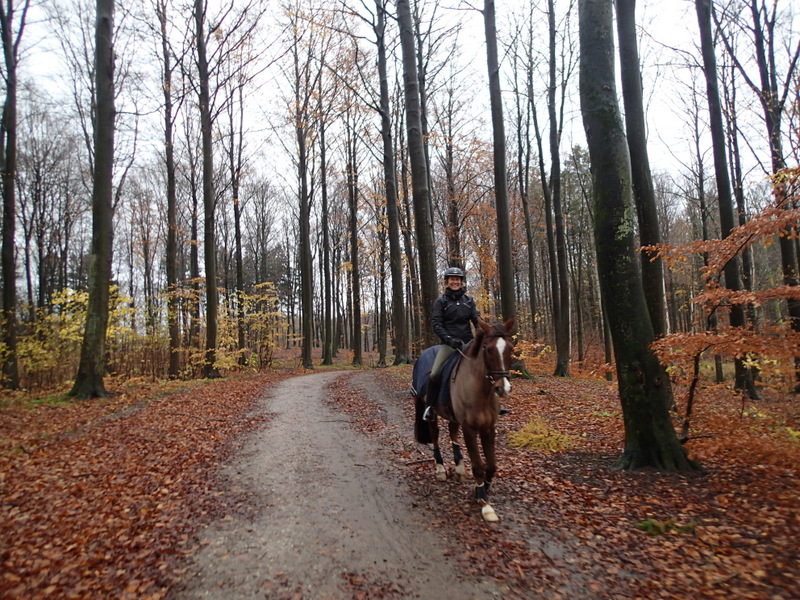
[70,0,115,398]
[397,0,437,346]
[482,0,515,323]
[0,0,31,388]
[616,0,668,338]
[579,0,697,471]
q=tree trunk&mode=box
[0,0,27,389]
[616,0,668,338]
[695,0,758,399]
[194,0,219,378]
[375,0,409,365]
[347,125,362,367]
[156,0,180,378]
[579,0,699,471]
[397,0,437,346]
[319,84,334,366]
[70,0,115,398]
[483,0,516,323]
[546,0,570,377]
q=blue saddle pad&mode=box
[411,345,462,404]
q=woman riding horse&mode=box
[423,266,509,421]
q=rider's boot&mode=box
[423,375,440,422]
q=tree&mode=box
[193,0,220,378]
[695,0,759,399]
[716,0,800,390]
[396,0,437,346]
[615,0,668,338]
[373,0,410,365]
[153,0,181,378]
[0,0,31,389]
[578,0,698,471]
[69,0,115,398]
[482,0,515,323]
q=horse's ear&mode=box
[469,327,485,357]
[478,317,492,335]
[503,316,515,334]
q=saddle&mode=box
[411,343,469,405]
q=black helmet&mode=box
[443,266,465,280]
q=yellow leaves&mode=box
[509,417,577,452]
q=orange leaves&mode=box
[0,373,287,599]
[343,367,799,600]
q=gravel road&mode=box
[168,370,505,600]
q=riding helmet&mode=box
[443,266,465,280]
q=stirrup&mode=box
[423,405,436,422]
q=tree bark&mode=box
[579,0,699,471]
[70,0,115,398]
[483,0,516,323]
[156,0,180,378]
[194,0,220,378]
[346,118,362,367]
[616,0,668,338]
[0,0,28,389]
[375,0,409,365]
[396,0,437,346]
[695,0,758,398]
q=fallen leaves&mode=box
[0,372,290,600]
[329,367,800,600]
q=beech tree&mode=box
[396,0,437,346]
[0,0,31,388]
[70,0,115,398]
[482,0,515,323]
[695,0,759,398]
[579,0,697,471]
[616,0,668,338]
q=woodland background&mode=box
[0,1,798,423]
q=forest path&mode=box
[168,370,505,600]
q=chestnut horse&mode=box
[413,317,515,521]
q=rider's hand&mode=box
[448,338,463,349]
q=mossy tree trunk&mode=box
[578,0,700,471]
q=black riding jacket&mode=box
[432,288,478,345]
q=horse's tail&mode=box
[414,395,432,444]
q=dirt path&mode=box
[169,371,504,600]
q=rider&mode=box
[422,266,478,422]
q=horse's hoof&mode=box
[481,504,499,522]
[435,464,447,481]
[454,463,466,482]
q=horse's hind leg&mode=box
[430,420,446,481]
[448,421,466,482]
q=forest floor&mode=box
[1,350,798,599]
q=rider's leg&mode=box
[424,344,455,422]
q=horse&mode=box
[413,316,515,522]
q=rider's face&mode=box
[446,276,462,291]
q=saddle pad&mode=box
[411,345,462,404]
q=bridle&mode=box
[482,333,512,384]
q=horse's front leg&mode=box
[479,426,497,492]
[448,420,466,482]
[430,419,446,481]
[463,425,498,522]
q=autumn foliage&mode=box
[647,165,800,390]
[333,367,799,599]
[0,372,290,599]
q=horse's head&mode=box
[476,316,515,398]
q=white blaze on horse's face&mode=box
[494,337,512,396]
